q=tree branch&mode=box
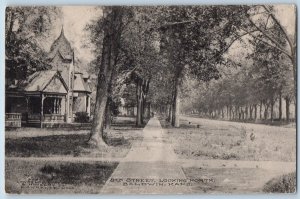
[262,5,294,50]
[247,16,290,55]
[162,20,201,27]
[242,28,292,59]
[206,29,258,61]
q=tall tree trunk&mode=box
[171,87,176,123]
[136,78,150,125]
[88,38,111,147]
[172,77,180,127]
[88,7,123,147]
[264,103,269,120]
[167,104,171,122]
[136,79,143,126]
[270,99,274,122]
[279,94,282,120]
[254,104,257,120]
[249,105,253,120]
[105,98,111,129]
[145,102,151,118]
[259,101,263,119]
[221,108,224,119]
[285,96,290,122]
[171,97,175,124]
[241,107,244,120]
[226,105,229,119]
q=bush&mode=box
[74,112,89,123]
[263,172,296,193]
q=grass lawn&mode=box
[6,117,144,158]
[160,117,296,193]
[6,129,143,158]
[183,167,287,194]
[5,116,147,194]
[5,159,118,194]
[160,118,296,162]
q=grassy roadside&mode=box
[159,118,296,162]
[186,114,296,128]
[159,117,296,193]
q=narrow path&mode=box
[100,117,191,194]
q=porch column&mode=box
[53,98,56,114]
[66,94,72,123]
[40,94,45,128]
[65,95,69,122]
[60,96,66,120]
[87,95,91,116]
[54,98,58,114]
[59,98,62,114]
[69,96,73,122]
[25,97,29,124]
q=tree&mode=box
[159,5,296,125]
[114,6,162,126]
[5,6,61,77]
[181,36,294,123]
[242,5,296,103]
[87,7,125,147]
[158,6,250,127]
[248,5,297,97]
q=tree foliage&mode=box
[5,6,61,76]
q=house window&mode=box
[44,97,62,114]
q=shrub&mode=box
[74,112,89,123]
[40,164,59,174]
[263,172,296,193]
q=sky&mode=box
[50,6,102,62]
[275,4,296,36]
[51,5,295,63]
[227,4,296,61]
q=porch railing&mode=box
[27,113,41,125]
[5,113,22,127]
[43,114,65,122]
[27,114,65,123]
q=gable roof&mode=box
[43,74,68,94]
[73,72,91,93]
[10,70,68,94]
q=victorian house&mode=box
[5,27,91,127]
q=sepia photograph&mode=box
[4,5,296,194]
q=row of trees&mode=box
[85,5,296,147]
[180,6,296,122]
[181,55,295,122]
[149,5,296,126]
